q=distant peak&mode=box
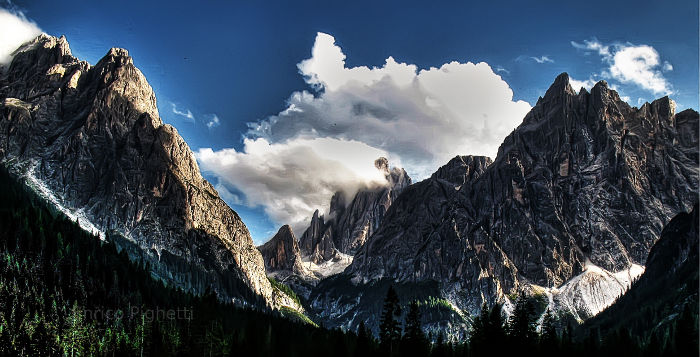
[98,47,133,67]
[277,224,295,237]
[553,72,570,84]
[374,157,389,172]
[593,79,608,89]
[543,72,575,100]
[107,47,130,58]
[15,34,72,58]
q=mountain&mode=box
[0,165,358,356]
[0,35,291,309]
[584,203,698,343]
[299,157,411,264]
[308,73,699,335]
[261,158,411,299]
[259,224,307,276]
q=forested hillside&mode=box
[0,165,696,356]
[0,167,355,356]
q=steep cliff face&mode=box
[298,157,411,264]
[259,225,307,276]
[584,203,698,337]
[0,35,280,308]
[311,73,699,333]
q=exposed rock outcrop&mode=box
[259,225,307,276]
[310,73,699,334]
[298,157,411,264]
[0,35,282,308]
[585,203,698,336]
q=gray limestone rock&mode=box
[311,72,699,334]
[0,35,280,308]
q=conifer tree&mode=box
[507,293,536,352]
[540,308,559,354]
[401,300,427,357]
[355,321,373,357]
[674,304,698,356]
[469,302,490,355]
[378,285,402,355]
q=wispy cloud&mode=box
[0,2,42,66]
[170,103,195,121]
[571,39,610,57]
[516,55,554,64]
[206,114,221,129]
[571,39,672,95]
[531,56,553,64]
[495,66,510,74]
[662,61,673,72]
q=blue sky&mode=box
[5,0,699,243]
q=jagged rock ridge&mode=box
[259,225,307,276]
[299,157,411,264]
[0,35,282,308]
[309,73,699,334]
[585,203,698,337]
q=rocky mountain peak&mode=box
[374,156,389,173]
[329,72,698,333]
[259,225,306,275]
[544,72,576,98]
[297,158,412,263]
[0,35,287,309]
[431,155,492,186]
[95,47,134,70]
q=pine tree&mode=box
[401,300,427,357]
[672,304,697,357]
[432,331,449,357]
[540,308,559,355]
[378,285,402,355]
[507,293,536,353]
[469,302,490,355]
[355,321,373,357]
[61,301,87,357]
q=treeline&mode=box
[369,285,698,357]
[583,204,699,353]
[0,164,697,356]
[0,167,356,356]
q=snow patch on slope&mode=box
[25,166,105,240]
[549,262,644,322]
[302,252,353,278]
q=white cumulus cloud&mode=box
[572,39,672,95]
[609,45,671,94]
[200,32,532,233]
[249,32,531,179]
[0,6,42,66]
[568,76,598,92]
[196,137,390,232]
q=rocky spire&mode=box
[431,155,492,186]
[259,225,306,275]
[326,72,699,333]
[0,35,285,309]
[297,157,412,263]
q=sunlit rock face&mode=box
[298,157,411,263]
[259,225,307,276]
[0,35,282,309]
[310,73,698,335]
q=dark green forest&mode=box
[0,166,696,356]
